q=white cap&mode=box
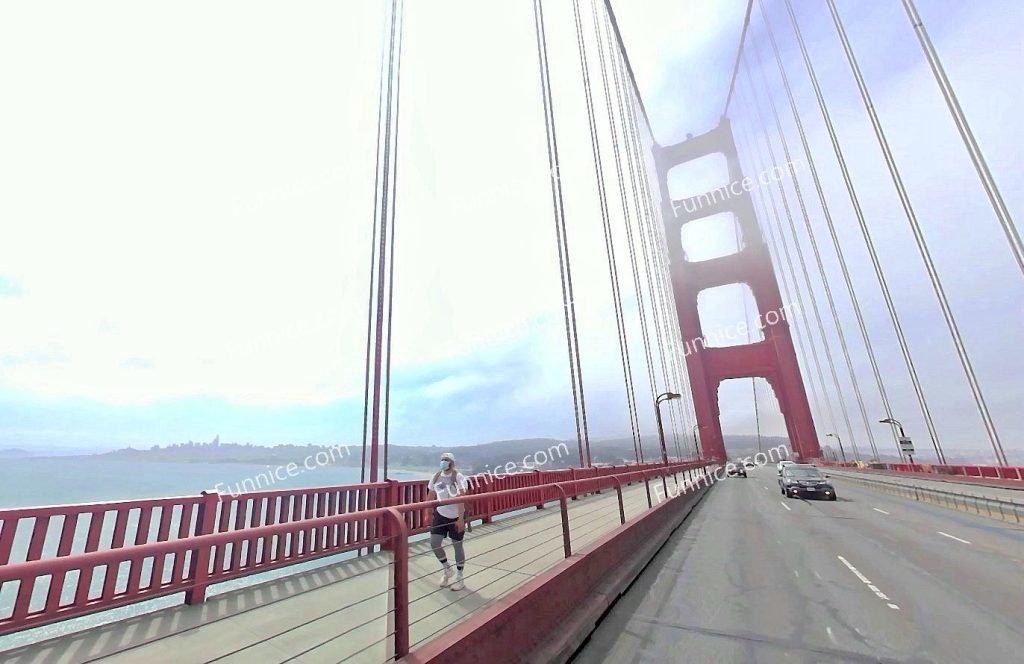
[440,452,455,463]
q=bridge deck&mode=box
[4,477,669,664]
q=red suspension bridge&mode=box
[1,0,1021,662]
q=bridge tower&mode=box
[653,118,820,462]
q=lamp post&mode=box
[826,433,846,463]
[879,417,912,464]
[655,392,682,465]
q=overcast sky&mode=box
[0,0,1020,460]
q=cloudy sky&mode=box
[0,0,1020,461]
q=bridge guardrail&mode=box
[0,460,689,571]
[0,462,712,648]
[821,460,1024,483]
[829,470,1023,524]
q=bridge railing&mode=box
[0,461,681,571]
[819,460,1024,482]
[0,461,708,641]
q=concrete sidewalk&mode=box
[3,476,684,664]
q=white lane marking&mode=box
[938,531,971,545]
[873,508,890,515]
[780,501,792,511]
[836,555,900,610]
[813,570,822,580]
[794,570,800,578]
[826,626,837,644]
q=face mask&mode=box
[440,459,451,470]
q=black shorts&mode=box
[430,509,465,541]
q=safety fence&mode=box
[830,470,1023,524]
[820,460,1024,482]
[0,460,681,570]
[0,461,709,641]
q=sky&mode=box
[0,0,1020,461]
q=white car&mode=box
[777,460,795,476]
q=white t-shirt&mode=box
[432,471,469,519]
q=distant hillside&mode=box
[0,448,35,458]
[93,434,793,473]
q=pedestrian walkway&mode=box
[4,476,680,664]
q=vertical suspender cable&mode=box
[613,55,698,454]
[533,0,592,467]
[569,0,645,466]
[740,56,862,461]
[625,87,699,457]
[731,183,763,455]
[758,1,880,462]
[598,0,667,467]
[361,0,404,483]
[827,0,1008,466]
[900,0,1022,277]
[603,0,698,454]
[380,0,406,480]
[781,0,944,463]
[734,111,834,452]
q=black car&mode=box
[779,464,836,500]
[727,462,747,478]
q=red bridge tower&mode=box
[653,119,821,462]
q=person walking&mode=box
[427,452,469,591]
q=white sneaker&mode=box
[439,567,453,588]
[449,572,465,591]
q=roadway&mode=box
[573,466,1024,663]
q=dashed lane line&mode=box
[836,555,900,611]
[938,531,971,545]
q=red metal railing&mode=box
[820,460,1024,482]
[0,462,679,571]
[0,461,705,639]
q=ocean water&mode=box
[0,457,429,652]
[0,456,428,509]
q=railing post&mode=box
[381,481,399,552]
[385,507,410,659]
[570,468,579,499]
[184,490,218,606]
[612,477,625,524]
[553,485,571,558]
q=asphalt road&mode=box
[573,466,1024,663]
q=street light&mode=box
[825,433,846,463]
[879,417,912,464]
[655,392,681,465]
